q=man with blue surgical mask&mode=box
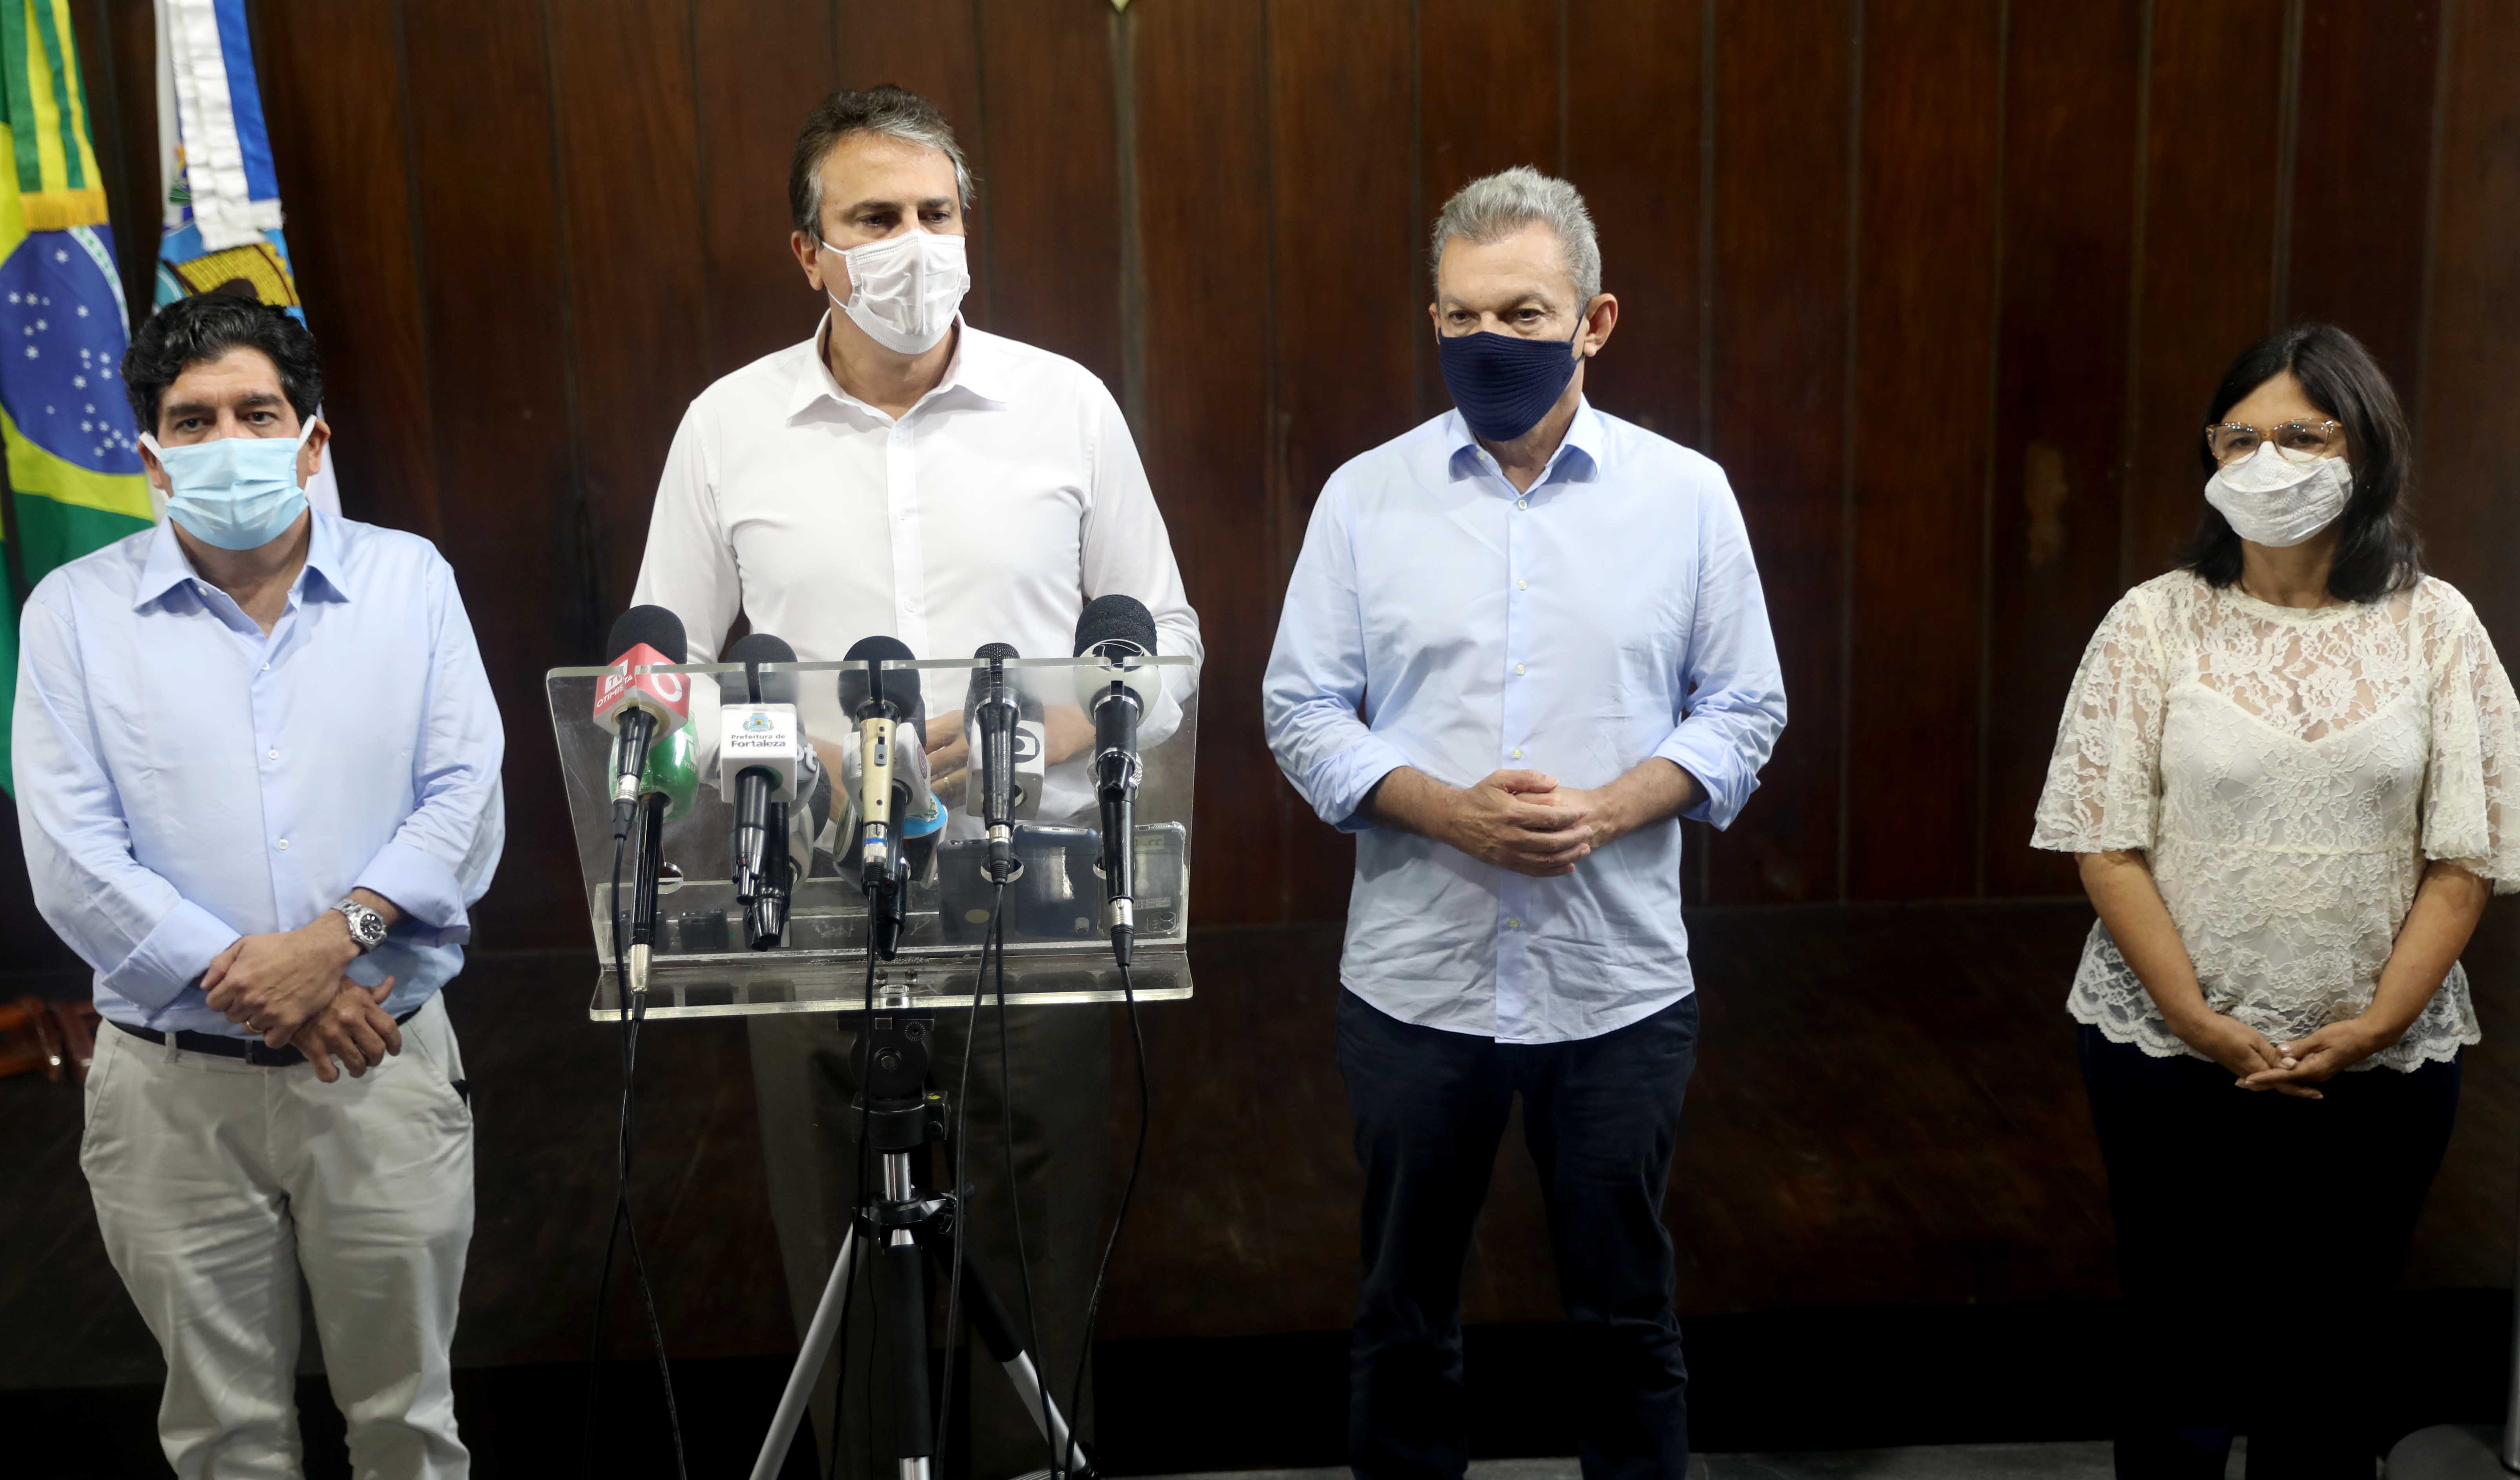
[14,292,505,1478]
[1264,166,1789,1480]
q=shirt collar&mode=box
[1444,397,1608,489]
[786,311,1008,422]
[132,508,351,612]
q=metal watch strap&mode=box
[331,897,387,953]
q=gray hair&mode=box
[789,85,978,236]
[1428,166,1601,305]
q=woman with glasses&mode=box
[2032,322,2517,1477]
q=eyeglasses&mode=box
[2205,418,2344,466]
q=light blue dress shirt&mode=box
[14,512,506,1037]
[1263,402,1786,1044]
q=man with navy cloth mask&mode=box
[15,292,504,1478]
[1263,166,1787,1479]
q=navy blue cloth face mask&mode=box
[1436,317,1585,442]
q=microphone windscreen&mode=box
[727,632,799,706]
[1073,594,1157,658]
[967,642,1020,702]
[607,605,689,665]
[839,634,921,722]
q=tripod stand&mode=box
[748,1004,1094,1480]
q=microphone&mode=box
[839,636,923,957]
[1073,596,1160,967]
[720,632,817,949]
[967,643,1024,884]
[622,713,700,999]
[593,605,691,839]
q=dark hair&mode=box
[2176,321,2421,603]
[121,292,323,435]
[786,85,976,237]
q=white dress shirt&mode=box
[1263,403,1786,1044]
[631,314,1201,819]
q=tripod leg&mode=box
[751,1226,860,1480]
[935,1241,1095,1478]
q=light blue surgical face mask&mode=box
[141,419,318,551]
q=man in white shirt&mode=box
[630,85,1200,1478]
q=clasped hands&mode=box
[2171,1008,2390,1101]
[201,915,401,1084]
[1436,769,1622,878]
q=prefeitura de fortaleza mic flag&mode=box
[0,0,155,786]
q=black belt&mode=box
[112,1006,424,1068]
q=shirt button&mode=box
[1511,747,1524,760]
[1515,663,1527,676]
[275,839,289,851]
[1506,917,1522,930]
[266,749,279,761]
[1515,498,1528,510]
[261,663,271,673]
[1517,579,1528,591]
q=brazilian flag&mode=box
[0,0,154,784]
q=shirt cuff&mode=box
[1654,726,1748,829]
[100,900,242,1011]
[1306,735,1413,834]
[355,841,473,948]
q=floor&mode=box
[1153,1451,2238,1480]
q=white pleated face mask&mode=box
[2204,443,2355,549]
[822,230,969,355]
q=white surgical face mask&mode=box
[2204,442,2354,549]
[821,230,969,355]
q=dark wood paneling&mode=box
[1844,0,2003,901]
[2287,0,2443,383]
[398,0,582,942]
[1415,0,1559,418]
[1565,0,1702,445]
[1266,0,1414,922]
[694,2,838,380]
[2418,0,2520,649]
[1981,0,2146,898]
[973,0,1120,391]
[2285,0,2441,390]
[1701,0,1854,904]
[834,0,991,328]
[2120,0,2290,585]
[547,0,710,618]
[1134,0,1278,926]
[247,0,442,537]
[82,0,156,320]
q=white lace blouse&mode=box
[2032,570,2520,1072]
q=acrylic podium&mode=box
[543,653,1198,1020]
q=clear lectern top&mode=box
[545,654,1197,1021]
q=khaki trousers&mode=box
[749,1002,1111,1480]
[80,995,476,1480]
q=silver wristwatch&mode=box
[331,896,389,954]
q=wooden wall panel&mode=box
[245,0,442,538]
[1701,0,1854,904]
[1135,0,1277,926]
[1265,0,1411,922]
[1843,0,2002,901]
[694,2,838,381]
[397,0,582,941]
[2120,0,2290,585]
[548,0,709,621]
[2285,0,2441,390]
[1415,0,1558,417]
[2418,0,2520,650]
[78,0,154,319]
[1565,0,1702,445]
[1980,1,2146,898]
[834,0,990,328]
[974,0,1121,392]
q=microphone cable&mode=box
[584,812,690,1480]
[1060,956,1149,1480]
[928,879,1000,1479]
[838,933,879,1480]
[994,888,1059,1480]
